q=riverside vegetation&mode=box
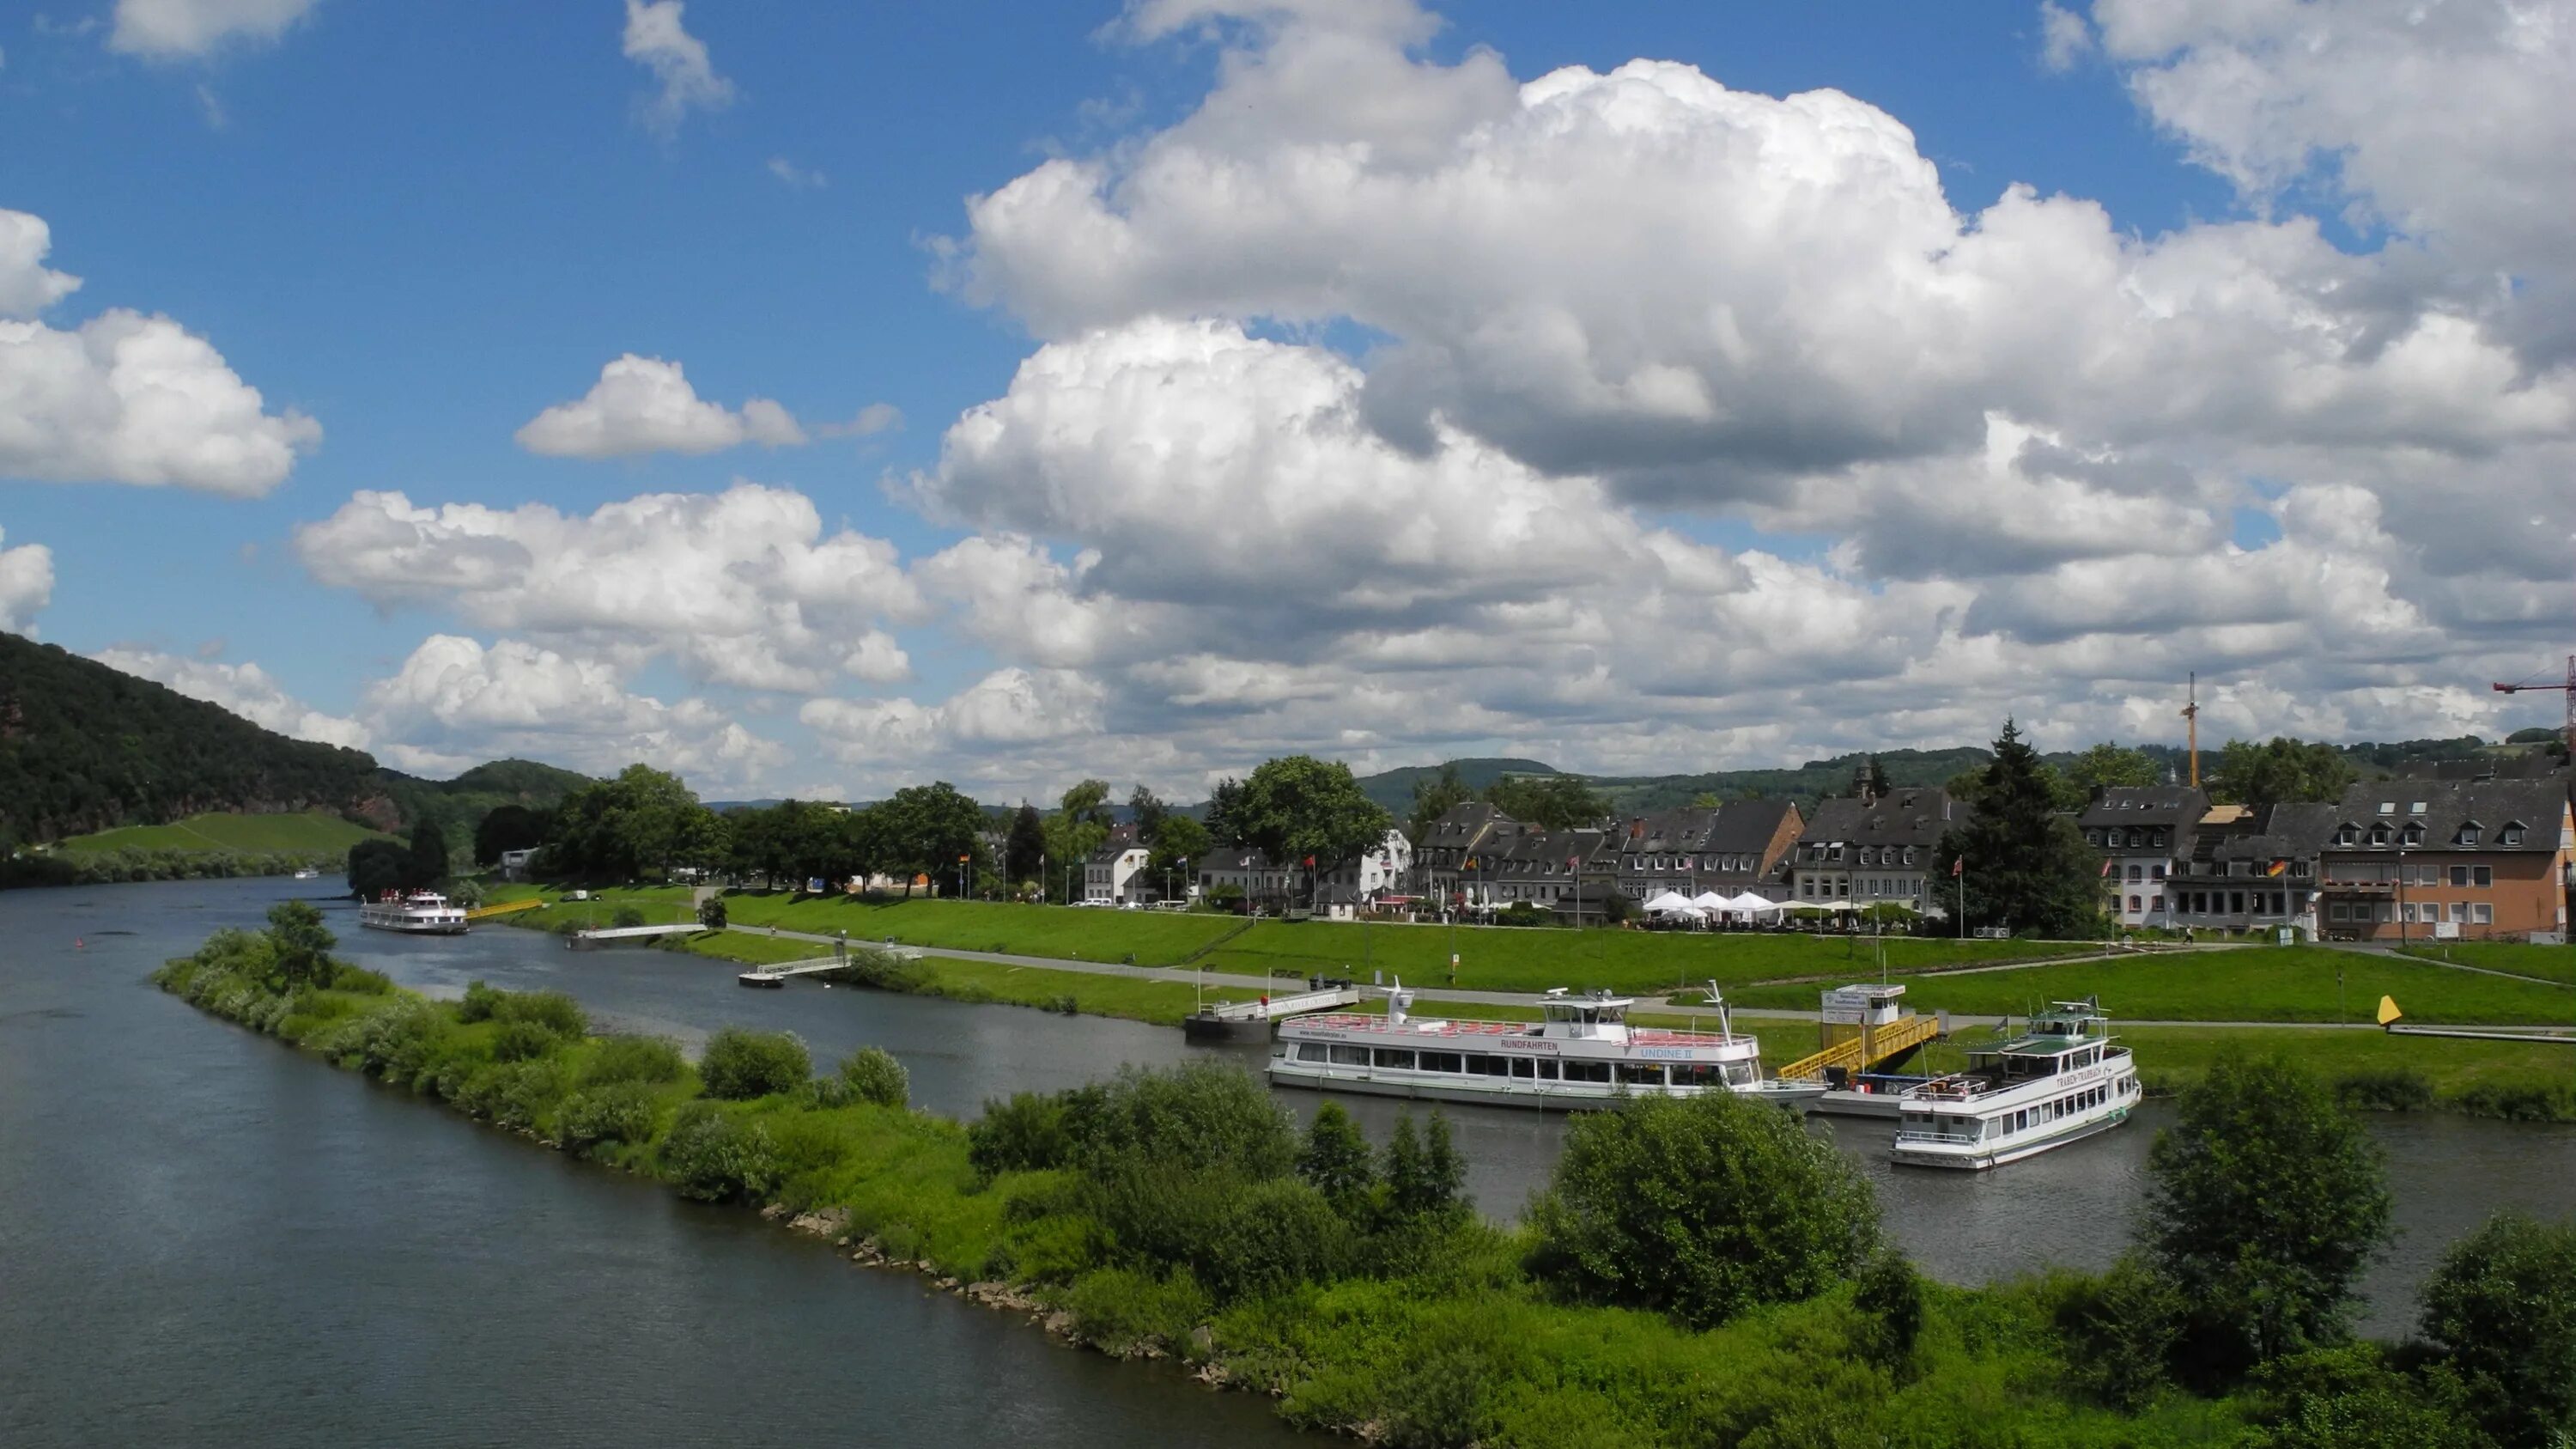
[156,907,2576,1448]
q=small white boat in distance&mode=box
[356,890,470,935]
[291,867,320,880]
[1268,981,1825,1111]
[1891,998,2140,1170]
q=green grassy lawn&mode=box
[715,894,1245,966]
[487,885,702,928]
[2398,941,2576,986]
[2111,1024,2576,1100]
[674,930,1265,1025]
[1728,946,2576,1026]
[1198,920,2088,995]
[55,810,388,856]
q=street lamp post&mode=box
[2397,844,2409,948]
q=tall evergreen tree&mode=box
[1933,719,2103,936]
[1406,763,1475,842]
[406,819,449,889]
[1296,1101,1377,1210]
[1863,755,1893,799]
[1203,776,1247,847]
[1005,802,1047,885]
[1127,784,1168,845]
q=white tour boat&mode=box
[356,890,470,935]
[1890,998,2139,1170]
[1268,983,1826,1111]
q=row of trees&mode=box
[1403,764,1610,840]
[678,776,988,896]
[996,756,1394,904]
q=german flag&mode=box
[2266,859,2288,877]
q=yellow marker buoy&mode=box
[2376,995,2403,1027]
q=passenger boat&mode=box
[1268,983,1826,1110]
[1890,998,2140,1170]
[356,890,470,935]
[291,868,320,880]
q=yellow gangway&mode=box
[466,898,546,921]
[1777,1010,1941,1082]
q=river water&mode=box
[8,879,2574,1444]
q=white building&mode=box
[1321,828,1415,900]
[1083,843,1151,905]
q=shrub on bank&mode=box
[583,1034,686,1087]
[836,1046,908,1109]
[562,1081,661,1151]
[2335,1068,2436,1112]
[698,1027,811,1099]
[661,1101,780,1201]
[968,1090,1068,1179]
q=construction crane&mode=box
[2491,654,2576,759]
[2180,672,2200,788]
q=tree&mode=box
[698,1027,812,1099]
[1296,1100,1377,1210]
[347,837,408,900]
[1406,763,1475,843]
[1527,1092,1880,1330]
[1203,776,1247,847]
[1005,802,1047,885]
[2210,738,2359,808]
[265,900,337,989]
[2143,1051,2392,1384]
[2067,741,2161,795]
[2420,1211,2576,1448]
[472,804,549,866]
[1484,774,1608,831]
[1863,755,1893,799]
[407,819,450,889]
[1236,755,1394,888]
[1128,784,1168,846]
[1146,813,1210,886]
[1934,720,2104,936]
[697,896,728,930]
[548,764,717,880]
[1060,778,1115,832]
[876,782,987,898]
[837,1046,910,1109]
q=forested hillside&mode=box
[376,758,593,851]
[0,634,386,846]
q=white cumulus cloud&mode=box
[109,0,321,58]
[0,527,55,634]
[516,354,807,458]
[0,308,322,493]
[0,210,82,318]
[623,0,733,137]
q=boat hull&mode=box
[1891,1105,2130,1171]
[356,917,469,935]
[1267,1061,1824,1111]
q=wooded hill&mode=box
[0,633,386,847]
[0,634,594,850]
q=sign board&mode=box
[1821,987,1873,1025]
[2433,921,2460,941]
[2275,926,2294,947]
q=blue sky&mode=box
[3,0,2570,800]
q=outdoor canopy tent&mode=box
[1640,890,1697,915]
[1728,892,1783,912]
[1690,891,1732,910]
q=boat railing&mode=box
[1904,1074,2003,1102]
[1893,1124,1982,1146]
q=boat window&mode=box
[1297,1044,1328,1062]
[1471,1055,1511,1076]
[1562,1060,1612,1084]
[1669,1063,1718,1087]
[1419,1051,1464,1074]
[1510,1058,1535,1079]
[1328,1045,1369,1066]
[1537,1061,1560,1081]
[1616,1063,1666,1087]
[1371,1048,1415,1069]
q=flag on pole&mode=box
[1951,856,1964,878]
[2267,859,2288,877]
[2099,857,2113,878]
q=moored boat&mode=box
[1268,983,1824,1110]
[356,890,470,935]
[1890,998,2140,1170]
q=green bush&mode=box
[458,979,503,1022]
[659,1101,780,1202]
[455,1058,573,1133]
[583,1034,686,1086]
[1526,1092,1880,1330]
[612,905,647,928]
[969,1091,1069,1179]
[2419,1210,2576,1447]
[2451,1081,2576,1123]
[837,1046,909,1108]
[834,946,933,993]
[698,1027,811,1099]
[1060,1062,1296,1180]
[1060,1266,1212,1357]
[2247,1344,2487,1449]
[1296,1100,1377,1209]
[2048,1255,2182,1410]
[1085,1159,1249,1275]
[490,1018,566,1063]
[1851,1249,1926,1373]
[1206,1176,1355,1301]
[561,1081,660,1151]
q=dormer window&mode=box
[2336,825,2358,846]
[2401,825,2425,847]
[2369,825,2392,846]
[2501,823,2525,846]
[2458,822,2482,847]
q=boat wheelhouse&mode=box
[356,890,470,935]
[1890,998,2138,1170]
[1268,983,1825,1110]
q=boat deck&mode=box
[1285,1013,1750,1048]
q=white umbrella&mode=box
[1640,890,1695,915]
[1728,892,1779,912]
[1691,890,1731,910]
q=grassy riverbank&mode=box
[2397,941,2576,987]
[675,929,1268,1026]
[155,915,2288,1446]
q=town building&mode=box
[1483,826,1615,919]
[1414,802,1524,908]
[1196,846,1293,911]
[2314,778,2575,942]
[1319,828,1415,904]
[1615,800,1805,903]
[1083,840,1151,906]
[2079,785,2209,927]
[497,847,539,882]
[1789,788,1959,913]
[2163,801,2336,935]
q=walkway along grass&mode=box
[153,910,2369,1447]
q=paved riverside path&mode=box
[716,924,2566,1031]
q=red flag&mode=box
[1303,855,1315,868]
[2099,858,2113,878]
[1950,856,1964,878]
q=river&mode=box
[8,879,2573,1444]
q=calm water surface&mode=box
[9,879,2576,1446]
